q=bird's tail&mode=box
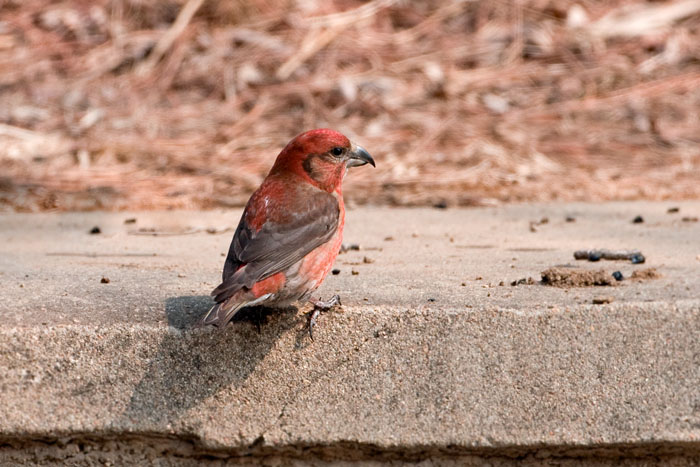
[199,292,274,327]
[199,299,247,327]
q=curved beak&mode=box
[347,144,375,168]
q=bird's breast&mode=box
[296,194,345,290]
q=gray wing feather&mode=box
[212,191,339,304]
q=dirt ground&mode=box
[1,0,699,211]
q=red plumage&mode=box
[201,129,375,328]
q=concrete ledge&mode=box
[1,203,699,465]
[1,303,700,463]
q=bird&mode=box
[200,128,375,338]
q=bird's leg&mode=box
[307,294,341,340]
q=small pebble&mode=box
[433,200,448,209]
[427,298,436,302]
[612,271,624,281]
[588,252,601,262]
[384,236,394,241]
[511,277,535,286]
[89,226,101,234]
[100,277,110,284]
[667,207,679,214]
[529,217,549,232]
[565,216,576,222]
[593,296,614,304]
[124,218,137,224]
[632,215,644,224]
[332,269,340,275]
[351,269,359,275]
[630,253,645,264]
[363,256,374,264]
[681,216,698,223]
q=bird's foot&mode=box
[307,295,341,340]
[309,294,342,311]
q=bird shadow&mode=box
[117,295,303,428]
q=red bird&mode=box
[201,129,375,337]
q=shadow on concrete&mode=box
[117,295,300,428]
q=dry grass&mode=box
[1,0,699,211]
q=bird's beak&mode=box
[347,144,375,168]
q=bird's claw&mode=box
[308,308,320,341]
[307,295,342,340]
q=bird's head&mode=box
[270,129,375,193]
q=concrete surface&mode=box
[0,202,699,465]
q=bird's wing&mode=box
[212,187,339,304]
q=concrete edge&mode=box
[2,433,700,463]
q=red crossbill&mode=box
[201,129,375,338]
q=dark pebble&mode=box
[632,215,644,224]
[667,207,679,214]
[100,277,110,283]
[331,269,340,275]
[433,200,448,209]
[630,253,646,264]
[588,252,602,261]
[565,216,576,222]
[89,226,101,234]
[124,218,137,224]
[612,271,624,281]
[427,298,436,302]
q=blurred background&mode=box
[1,0,699,211]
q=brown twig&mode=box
[574,249,646,263]
[136,0,205,75]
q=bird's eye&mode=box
[331,147,344,156]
